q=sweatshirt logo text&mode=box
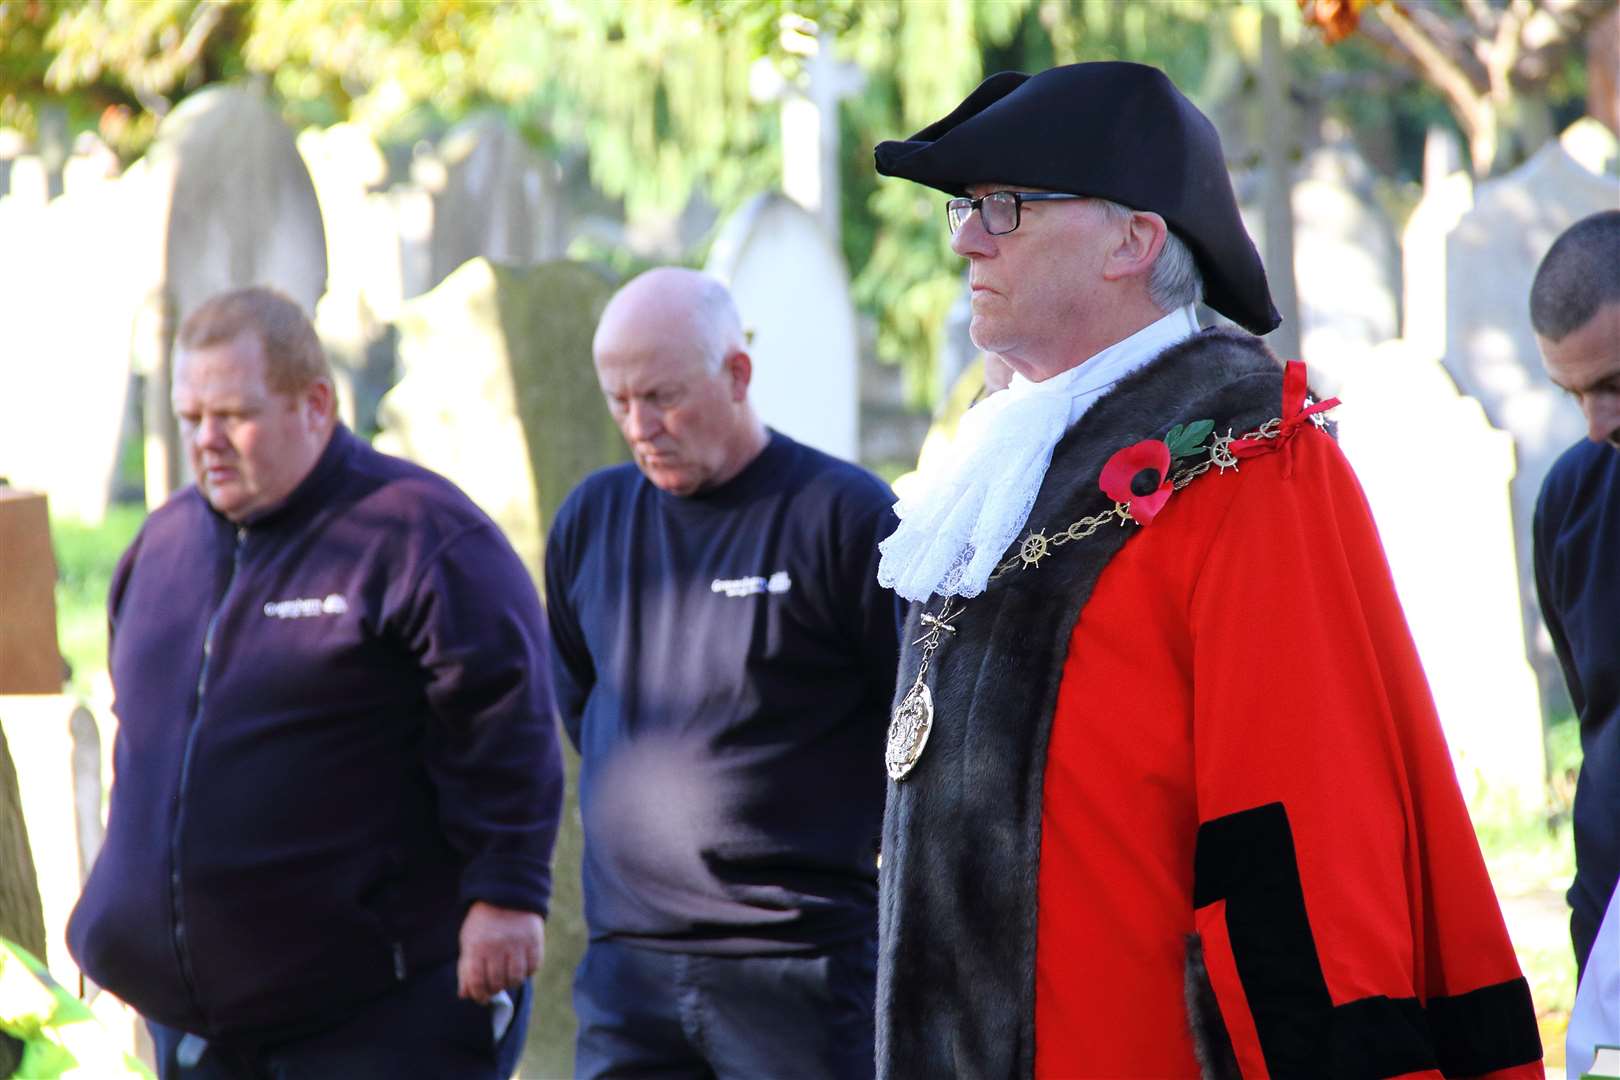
[263,594,350,619]
[710,571,792,598]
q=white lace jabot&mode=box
[877,305,1200,603]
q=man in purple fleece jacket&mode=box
[67,287,564,1079]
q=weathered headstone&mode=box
[1335,340,1546,811]
[0,127,23,197]
[375,256,625,1078]
[0,723,46,962]
[1288,140,1400,390]
[0,695,91,988]
[62,132,119,196]
[0,165,141,523]
[751,32,865,242]
[123,84,328,505]
[1441,118,1620,714]
[707,193,861,462]
[298,123,402,434]
[1401,128,1473,360]
[427,116,563,291]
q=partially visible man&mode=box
[68,287,563,1079]
[545,267,900,1079]
[870,62,1542,1077]
[1530,209,1620,983]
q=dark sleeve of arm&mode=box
[105,530,141,653]
[1533,477,1584,714]
[838,476,904,704]
[404,524,565,917]
[543,495,594,753]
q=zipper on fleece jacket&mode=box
[168,524,247,1028]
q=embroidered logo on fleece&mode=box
[710,571,792,598]
[263,594,349,619]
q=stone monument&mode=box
[706,193,861,462]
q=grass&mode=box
[1473,714,1583,1068]
[51,504,146,698]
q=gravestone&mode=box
[0,697,88,988]
[427,116,564,291]
[1401,128,1473,360]
[375,257,625,576]
[123,84,328,505]
[706,193,861,462]
[0,161,140,523]
[1334,341,1546,811]
[62,132,119,196]
[1287,140,1400,390]
[375,256,626,1078]
[0,127,23,197]
[298,123,402,434]
[1441,118,1620,714]
[0,723,46,962]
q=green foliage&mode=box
[51,505,145,697]
[0,0,1594,406]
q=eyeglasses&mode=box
[946,191,1088,236]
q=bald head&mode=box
[594,268,746,374]
[592,268,766,496]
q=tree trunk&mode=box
[0,722,47,960]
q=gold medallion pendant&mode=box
[886,681,934,781]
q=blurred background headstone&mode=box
[427,116,565,293]
[707,193,860,462]
[1440,114,1620,718]
[127,84,328,506]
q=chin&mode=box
[968,320,1009,357]
[643,466,696,496]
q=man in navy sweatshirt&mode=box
[1531,209,1620,986]
[67,287,564,1079]
[545,268,901,1078]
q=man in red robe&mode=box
[870,61,1543,1079]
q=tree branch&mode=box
[1459,0,1502,35]
[1484,0,1536,99]
[1367,1,1490,136]
[1511,0,1618,86]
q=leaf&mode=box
[1167,418,1214,459]
[1181,418,1214,447]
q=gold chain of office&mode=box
[884,413,1295,783]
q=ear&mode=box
[724,350,753,402]
[301,378,336,430]
[1102,210,1168,283]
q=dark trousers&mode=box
[573,936,876,1080]
[147,961,530,1080]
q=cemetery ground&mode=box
[47,508,1586,1072]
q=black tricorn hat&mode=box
[874,62,1280,335]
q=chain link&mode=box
[985,418,1283,582]
[906,415,1289,695]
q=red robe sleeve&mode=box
[1185,428,1543,1078]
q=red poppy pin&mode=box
[1100,420,1213,526]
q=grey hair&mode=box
[1093,198,1205,312]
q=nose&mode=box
[193,414,229,451]
[624,399,664,442]
[950,210,997,259]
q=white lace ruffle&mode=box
[878,378,1071,602]
[877,306,1201,603]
